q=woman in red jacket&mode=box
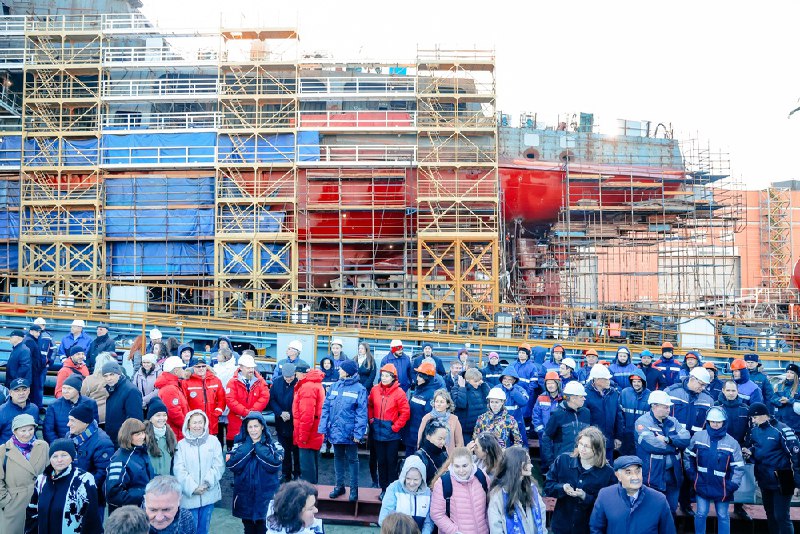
[368,363,411,499]
[292,362,326,484]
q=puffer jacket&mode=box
[104,376,144,447]
[716,395,750,442]
[772,380,800,431]
[734,368,764,406]
[226,411,284,521]
[498,366,530,441]
[608,346,637,390]
[745,417,800,490]
[54,358,89,398]
[319,374,368,444]
[430,466,489,534]
[379,454,434,534]
[155,372,189,440]
[532,391,562,435]
[634,410,690,492]
[585,383,624,460]
[541,401,590,469]
[43,394,99,443]
[545,452,616,534]
[619,384,651,455]
[653,354,682,387]
[80,374,108,424]
[70,420,114,507]
[26,464,101,534]
[173,409,224,510]
[473,408,523,449]
[226,370,270,438]
[406,375,440,449]
[452,381,490,438]
[56,331,91,361]
[482,362,504,388]
[368,369,411,442]
[666,378,714,435]
[684,424,744,502]
[132,363,162,409]
[292,369,326,450]
[182,369,226,435]
[105,445,155,514]
[380,352,413,391]
[0,399,39,443]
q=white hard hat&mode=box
[689,367,711,385]
[562,357,577,370]
[563,381,587,396]
[390,339,403,348]
[71,319,85,328]
[706,407,727,422]
[163,356,185,373]
[330,338,344,347]
[238,354,256,368]
[34,317,46,326]
[288,340,303,352]
[589,364,612,380]
[149,328,162,340]
[648,390,674,406]
[487,387,507,401]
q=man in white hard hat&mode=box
[57,319,92,362]
[541,379,590,472]
[585,363,624,462]
[272,339,310,382]
[634,388,690,515]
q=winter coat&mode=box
[513,356,544,415]
[0,438,48,534]
[379,454,434,534]
[772,381,800,431]
[105,376,144,447]
[749,366,775,406]
[544,452,616,534]
[56,332,92,361]
[608,347,637,390]
[43,395,99,444]
[318,358,339,393]
[415,438,449,486]
[209,336,239,364]
[6,342,32,387]
[132,364,162,409]
[543,344,564,374]
[380,352,413,391]
[589,483,676,534]
[638,362,667,391]
[482,362,504,388]
[155,372,190,441]
[25,464,100,534]
[716,395,749,442]
[79,374,108,424]
[733,368,763,406]
[541,401,590,469]
[619,386,651,455]
[226,412,283,521]
[356,358,377,390]
[23,334,45,408]
[105,444,155,514]
[473,408,523,449]
[182,370,226,435]
[532,392,562,435]
[487,485,546,534]
[653,355,681,387]
[498,366,530,441]
[268,375,296,439]
[272,356,310,382]
[406,376,440,448]
[745,417,800,491]
[430,466,489,534]
[292,369,326,450]
[452,381,490,438]
[86,334,116,372]
[54,358,89,399]
[666,379,713,435]
[70,421,114,507]
[684,425,744,502]
[418,413,463,455]
[634,411,690,492]
[584,384,624,460]
[368,380,411,442]
[212,357,238,396]
[0,400,40,444]
[319,374,368,445]
[173,410,224,510]
[226,370,270,438]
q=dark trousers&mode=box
[299,448,320,484]
[217,422,227,448]
[375,439,400,490]
[368,431,378,483]
[277,434,300,479]
[333,443,359,489]
[761,488,794,534]
[242,519,266,534]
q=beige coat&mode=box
[418,413,464,455]
[82,374,109,423]
[0,439,48,534]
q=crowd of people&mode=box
[1,320,800,534]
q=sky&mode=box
[140,0,800,190]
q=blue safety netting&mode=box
[217,131,320,163]
[0,244,18,271]
[102,132,216,165]
[0,211,19,239]
[221,242,290,275]
[105,208,214,238]
[24,138,99,167]
[0,135,21,167]
[105,176,214,206]
[108,241,214,276]
[22,209,98,235]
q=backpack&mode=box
[441,468,488,516]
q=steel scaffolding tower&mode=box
[760,187,792,289]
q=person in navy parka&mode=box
[226,411,284,534]
[584,365,624,461]
[619,368,650,455]
[5,330,32,388]
[481,352,504,388]
[608,346,637,390]
[532,371,562,437]
[515,344,543,438]
[43,374,99,444]
[404,362,441,456]
[498,365,530,442]
[319,359,368,502]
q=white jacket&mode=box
[173,409,225,509]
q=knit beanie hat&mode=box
[102,361,122,375]
[147,396,168,419]
[49,438,76,460]
[340,360,359,377]
[62,374,84,392]
[69,403,95,425]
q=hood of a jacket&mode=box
[734,367,751,384]
[500,365,520,380]
[319,358,337,380]
[549,343,565,363]
[178,343,194,358]
[298,368,324,386]
[236,410,272,444]
[531,346,548,365]
[613,346,632,366]
[182,408,209,439]
[212,336,232,351]
[399,453,429,494]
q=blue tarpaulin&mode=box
[106,176,214,206]
[105,208,214,238]
[24,138,99,167]
[0,135,21,167]
[0,212,19,238]
[0,244,17,271]
[108,241,213,276]
[221,242,290,275]
[22,209,97,235]
[217,131,320,163]
[102,132,216,165]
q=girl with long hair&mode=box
[468,432,503,481]
[430,447,489,534]
[144,397,177,476]
[488,445,547,534]
[128,334,146,374]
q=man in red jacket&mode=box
[225,353,270,451]
[154,356,189,440]
[181,357,226,436]
[292,361,326,484]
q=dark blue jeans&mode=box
[333,443,359,488]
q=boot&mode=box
[329,486,346,499]
[349,487,359,502]
[733,503,752,521]
[378,490,385,501]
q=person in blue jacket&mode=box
[532,371,562,437]
[319,359,368,502]
[702,362,723,402]
[515,343,544,438]
[498,365,529,442]
[637,349,667,392]
[226,411,284,534]
[558,358,579,386]
[67,401,115,520]
[481,351,504,387]
[589,455,676,534]
[319,357,339,393]
[5,330,32,388]
[23,325,46,410]
[33,319,55,402]
[541,381,590,472]
[731,358,763,406]
[0,378,40,443]
[666,367,714,436]
[404,362,440,456]
[772,363,800,431]
[57,319,92,362]
[411,343,446,382]
[584,364,623,461]
[451,367,490,440]
[619,369,650,456]
[105,418,155,514]
[543,343,565,373]
[210,335,240,365]
[744,353,775,408]
[43,374,99,443]
[608,346,637,390]
[576,348,600,384]
[634,389,691,514]
[380,339,412,391]
[678,350,702,380]
[653,342,681,387]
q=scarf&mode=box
[707,422,728,441]
[449,463,477,483]
[152,425,167,439]
[184,429,209,447]
[357,353,367,366]
[12,435,34,460]
[72,421,98,448]
[430,409,451,442]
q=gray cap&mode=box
[12,413,36,431]
[282,363,296,377]
[101,361,122,375]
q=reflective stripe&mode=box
[651,454,664,459]
[411,397,427,405]
[342,391,358,399]
[697,466,708,472]
[731,461,745,467]
[539,401,551,406]
[535,425,544,432]
[685,449,696,457]
[713,470,727,477]
[506,405,519,411]
[718,446,734,453]
[691,426,703,432]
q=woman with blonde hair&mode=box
[544,425,615,534]
[81,351,117,426]
[430,447,489,534]
[418,388,464,454]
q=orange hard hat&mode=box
[730,359,747,371]
[600,360,611,366]
[662,342,674,350]
[544,371,560,381]
[415,362,436,376]
[585,349,599,356]
[518,343,531,351]
[703,362,718,371]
